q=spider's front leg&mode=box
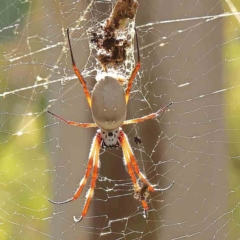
[73,133,101,222]
[119,131,149,213]
[119,130,174,212]
[49,133,102,222]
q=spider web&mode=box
[0,0,239,239]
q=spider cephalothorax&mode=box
[98,128,121,148]
[48,28,173,222]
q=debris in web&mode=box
[89,0,138,76]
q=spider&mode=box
[133,136,142,145]
[48,28,174,222]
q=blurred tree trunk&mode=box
[91,0,227,239]
[135,1,227,239]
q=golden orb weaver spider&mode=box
[48,28,174,222]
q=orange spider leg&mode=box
[120,131,174,192]
[123,102,173,125]
[120,132,149,212]
[123,152,139,190]
[125,28,141,104]
[67,28,92,108]
[120,131,155,191]
[47,111,97,128]
[74,133,101,222]
[48,133,100,205]
[141,199,148,212]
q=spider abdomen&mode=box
[92,77,127,130]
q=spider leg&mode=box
[48,133,100,206]
[153,181,174,191]
[123,102,172,125]
[125,27,141,104]
[47,111,97,128]
[120,131,174,192]
[67,28,92,108]
[74,133,101,222]
[121,132,149,212]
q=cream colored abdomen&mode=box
[91,77,127,130]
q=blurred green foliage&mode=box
[0,0,30,40]
[223,1,240,238]
[0,1,50,239]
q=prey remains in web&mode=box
[90,0,139,74]
[48,28,174,222]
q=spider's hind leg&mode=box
[67,28,92,108]
[125,27,141,104]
